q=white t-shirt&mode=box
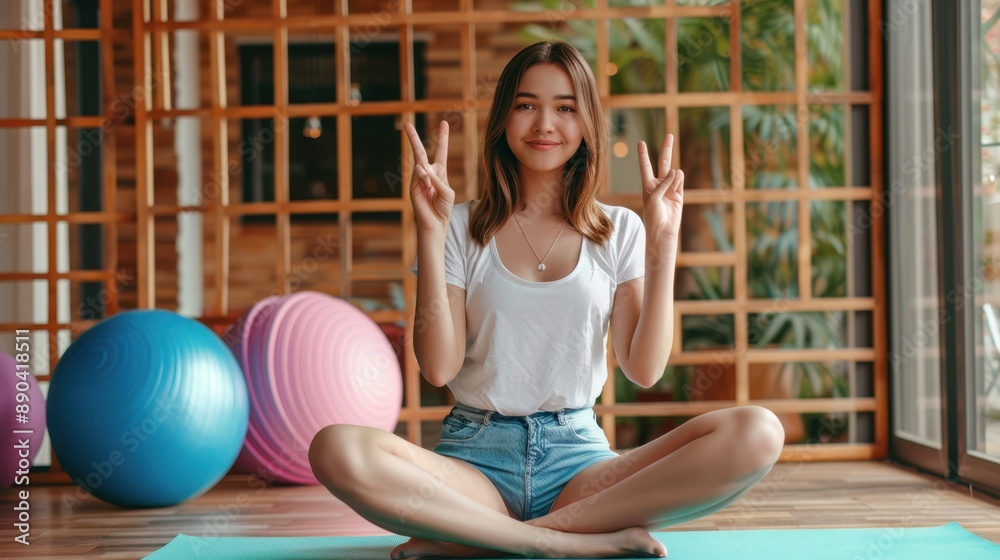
[411,200,645,415]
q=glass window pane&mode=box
[976,305,1000,458]
[887,0,941,447]
[972,0,1000,462]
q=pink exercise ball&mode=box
[0,350,46,486]
[227,291,402,484]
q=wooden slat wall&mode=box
[0,0,125,482]
[0,0,886,480]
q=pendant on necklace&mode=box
[537,263,546,271]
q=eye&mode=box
[515,103,533,110]
[559,105,576,112]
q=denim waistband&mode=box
[451,401,592,426]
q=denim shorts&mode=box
[432,402,620,521]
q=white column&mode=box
[0,0,57,468]
[53,2,70,358]
[174,0,204,317]
[0,1,51,347]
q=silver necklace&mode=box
[511,214,567,271]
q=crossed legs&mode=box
[308,424,666,559]
[308,405,783,559]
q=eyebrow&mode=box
[514,92,577,101]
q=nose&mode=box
[532,108,555,134]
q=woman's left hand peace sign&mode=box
[638,134,684,241]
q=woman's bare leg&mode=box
[308,424,666,559]
[529,406,785,534]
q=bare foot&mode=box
[389,527,665,559]
[390,536,516,559]
[543,526,666,559]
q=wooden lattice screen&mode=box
[0,0,884,482]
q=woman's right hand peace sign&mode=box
[404,120,455,236]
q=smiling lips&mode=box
[526,140,560,151]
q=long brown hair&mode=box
[469,41,612,247]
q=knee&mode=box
[309,424,371,489]
[730,406,784,473]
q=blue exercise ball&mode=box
[47,310,249,508]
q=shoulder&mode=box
[595,202,643,234]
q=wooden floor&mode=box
[2,461,999,559]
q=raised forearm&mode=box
[413,233,462,386]
[627,236,678,387]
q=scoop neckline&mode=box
[489,235,586,286]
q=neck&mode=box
[516,165,565,220]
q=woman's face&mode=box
[504,63,584,177]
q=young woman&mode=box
[309,41,784,559]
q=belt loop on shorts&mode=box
[484,411,493,425]
[556,409,567,425]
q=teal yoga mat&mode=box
[146,522,1000,559]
